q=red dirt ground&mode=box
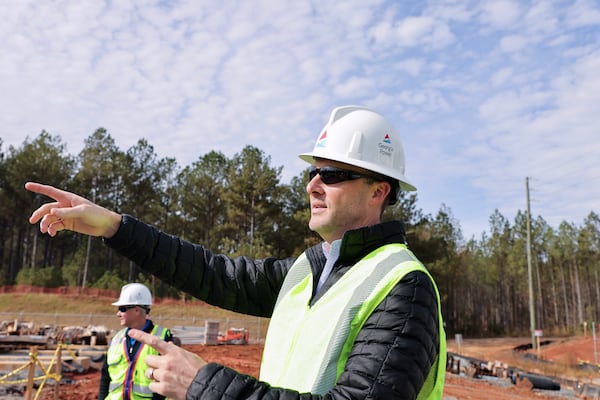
[37,336,600,399]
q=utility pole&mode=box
[526,177,536,349]
[82,182,96,288]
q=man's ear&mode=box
[371,181,391,205]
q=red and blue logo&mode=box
[315,130,327,148]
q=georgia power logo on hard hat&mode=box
[379,133,394,157]
[315,130,327,148]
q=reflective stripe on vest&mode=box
[106,325,169,399]
[260,243,446,398]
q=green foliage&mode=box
[16,266,64,287]
[177,150,228,248]
[220,146,283,255]
[3,127,599,339]
[93,271,128,291]
[61,259,83,287]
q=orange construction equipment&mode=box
[217,328,249,345]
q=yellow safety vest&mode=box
[260,243,446,399]
[106,325,169,399]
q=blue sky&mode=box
[1,0,599,240]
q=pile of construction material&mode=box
[0,320,112,350]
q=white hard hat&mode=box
[299,106,416,191]
[112,283,153,306]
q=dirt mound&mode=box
[541,336,599,366]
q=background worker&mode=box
[98,283,173,400]
[27,105,445,400]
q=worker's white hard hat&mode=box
[112,283,153,306]
[299,105,416,192]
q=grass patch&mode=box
[0,292,270,339]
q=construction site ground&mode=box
[32,335,600,399]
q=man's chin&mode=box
[309,224,330,240]
[308,223,322,234]
[309,216,328,231]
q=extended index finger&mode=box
[128,328,171,354]
[25,182,66,201]
[25,182,73,223]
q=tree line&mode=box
[1,129,599,338]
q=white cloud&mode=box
[397,16,455,48]
[479,0,522,29]
[499,35,527,52]
[0,0,599,239]
[369,14,455,50]
[524,2,559,35]
[565,0,600,27]
[397,58,424,76]
[491,67,513,86]
[397,16,437,44]
[333,76,376,99]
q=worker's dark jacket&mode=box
[105,215,440,400]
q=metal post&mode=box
[526,177,536,349]
[82,183,96,288]
[594,322,598,365]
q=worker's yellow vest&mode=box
[260,243,446,399]
[106,325,169,399]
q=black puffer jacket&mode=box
[104,215,440,400]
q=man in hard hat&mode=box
[26,105,445,400]
[98,283,173,400]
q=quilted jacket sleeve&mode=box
[104,215,292,317]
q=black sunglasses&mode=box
[117,305,137,312]
[308,166,371,185]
